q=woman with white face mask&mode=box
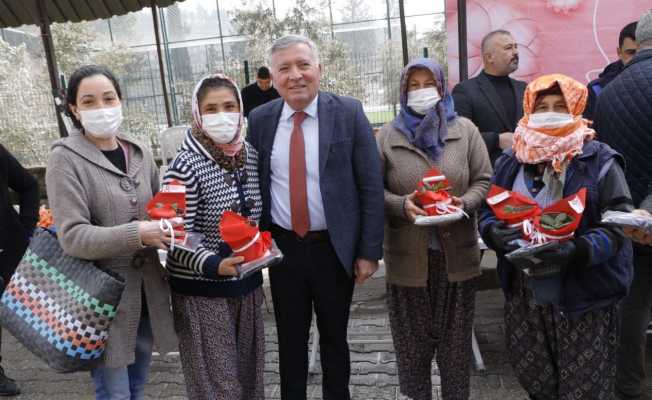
[162,74,265,400]
[45,65,177,400]
[479,74,633,399]
[376,59,492,400]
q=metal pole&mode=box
[328,0,335,40]
[457,0,469,81]
[151,2,173,127]
[398,0,409,66]
[385,0,391,39]
[215,0,227,71]
[107,19,114,43]
[159,7,179,124]
[36,0,68,137]
[244,60,250,85]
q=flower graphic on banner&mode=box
[544,0,583,14]
[447,0,541,86]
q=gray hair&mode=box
[269,35,320,66]
[636,9,652,48]
[481,30,513,55]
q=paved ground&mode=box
[1,256,650,399]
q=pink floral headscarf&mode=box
[191,73,245,157]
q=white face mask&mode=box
[407,88,441,115]
[527,112,575,129]
[202,112,240,144]
[80,105,123,139]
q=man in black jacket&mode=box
[452,30,527,164]
[0,144,39,396]
[584,21,638,120]
[241,66,281,117]
[594,10,652,400]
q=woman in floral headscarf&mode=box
[163,74,264,400]
[479,74,634,399]
[376,58,492,400]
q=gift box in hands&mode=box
[414,167,455,216]
[219,211,272,262]
[527,188,586,244]
[486,184,541,230]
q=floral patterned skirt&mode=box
[171,288,265,400]
[387,250,477,400]
[504,275,620,400]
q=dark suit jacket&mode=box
[0,144,39,283]
[247,91,384,275]
[452,71,526,164]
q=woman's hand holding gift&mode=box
[530,241,577,269]
[404,192,428,222]
[487,221,522,253]
[139,217,184,250]
[451,196,464,211]
[218,256,245,276]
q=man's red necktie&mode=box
[289,111,310,237]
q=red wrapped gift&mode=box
[219,211,272,262]
[414,167,455,216]
[146,180,186,240]
[528,188,587,243]
[486,185,541,228]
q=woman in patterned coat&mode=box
[163,74,265,400]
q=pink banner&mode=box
[446,0,650,88]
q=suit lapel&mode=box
[513,80,524,128]
[477,71,511,131]
[262,100,284,155]
[318,92,335,175]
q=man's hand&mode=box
[498,132,514,150]
[623,209,652,246]
[354,258,379,284]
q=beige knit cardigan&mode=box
[46,133,177,368]
[377,116,493,286]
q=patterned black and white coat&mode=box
[163,130,264,298]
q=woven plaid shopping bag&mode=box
[0,228,125,372]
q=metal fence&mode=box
[0,44,428,166]
[117,46,411,136]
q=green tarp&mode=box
[0,0,184,28]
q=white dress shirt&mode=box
[270,95,327,231]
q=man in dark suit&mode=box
[247,34,384,400]
[594,11,652,400]
[452,30,527,164]
[0,143,39,396]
